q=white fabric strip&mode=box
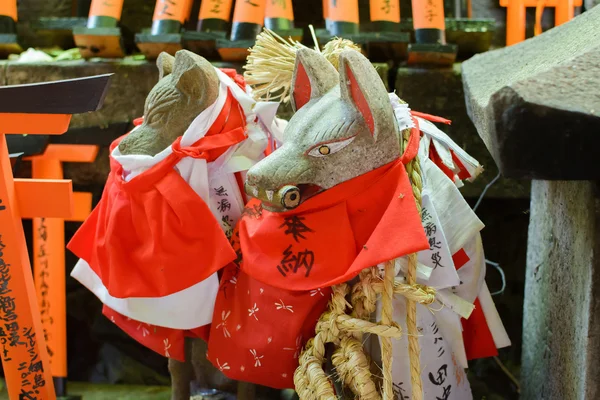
[478,283,512,349]
[71,259,219,330]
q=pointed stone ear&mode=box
[339,50,395,141]
[290,48,339,111]
[157,52,175,80]
[171,50,219,105]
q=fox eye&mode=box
[307,136,356,158]
[146,112,165,125]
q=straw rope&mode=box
[403,127,425,400]
[244,28,361,103]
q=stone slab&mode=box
[395,64,530,199]
[462,6,600,180]
[523,180,600,399]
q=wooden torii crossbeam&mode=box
[0,74,111,400]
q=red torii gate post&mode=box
[26,144,99,399]
[0,74,111,400]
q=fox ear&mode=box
[157,52,175,80]
[339,50,395,141]
[290,48,339,112]
[171,50,219,105]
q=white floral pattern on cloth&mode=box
[207,263,331,389]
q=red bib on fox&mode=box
[207,151,429,388]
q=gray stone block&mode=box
[523,180,600,399]
[462,6,600,180]
[395,64,530,198]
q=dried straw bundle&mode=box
[243,27,361,103]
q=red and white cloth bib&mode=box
[68,69,282,360]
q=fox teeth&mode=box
[266,190,274,201]
[252,187,259,197]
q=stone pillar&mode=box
[461,5,600,399]
[523,181,600,399]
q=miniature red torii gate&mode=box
[0,75,111,400]
[500,0,582,45]
[26,144,99,398]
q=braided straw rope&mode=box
[403,127,425,400]
[293,126,430,400]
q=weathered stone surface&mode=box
[585,1,600,9]
[395,64,530,198]
[523,180,600,399]
[462,6,600,180]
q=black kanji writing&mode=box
[245,0,259,6]
[421,208,432,223]
[426,0,438,22]
[431,252,444,269]
[37,219,47,242]
[159,0,177,16]
[0,295,17,321]
[272,0,286,7]
[0,198,5,211]
[33,373,45,389]
[6,321,24,347]
[19,388,37,400]
[381,0,391,13]
[429,237,441,250]
[428,364,448,386]
[424,221,436,236]
[217,198,231,213]
[277,245,315,278]
[279,216,313,242]
[436,385,452,400]
[392,382,409,400]
[211,0,224,13]
[214,186,228,197]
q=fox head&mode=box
[245,48,400,212]
[118,50,220,156]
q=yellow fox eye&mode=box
[307,136,356,158]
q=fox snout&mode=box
[244,180,302,211]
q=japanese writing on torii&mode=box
[381,0,391,14]
[158,0,178,17]
[36,219,53,361]
[426,0,438,23]
[0,234,46,400]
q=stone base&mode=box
[73,27,125,58]
[182,30,227,60]
[135,33,183,59]
[523,180,600,399]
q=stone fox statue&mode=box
[204,47,509,399]
[67,50,281,399]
